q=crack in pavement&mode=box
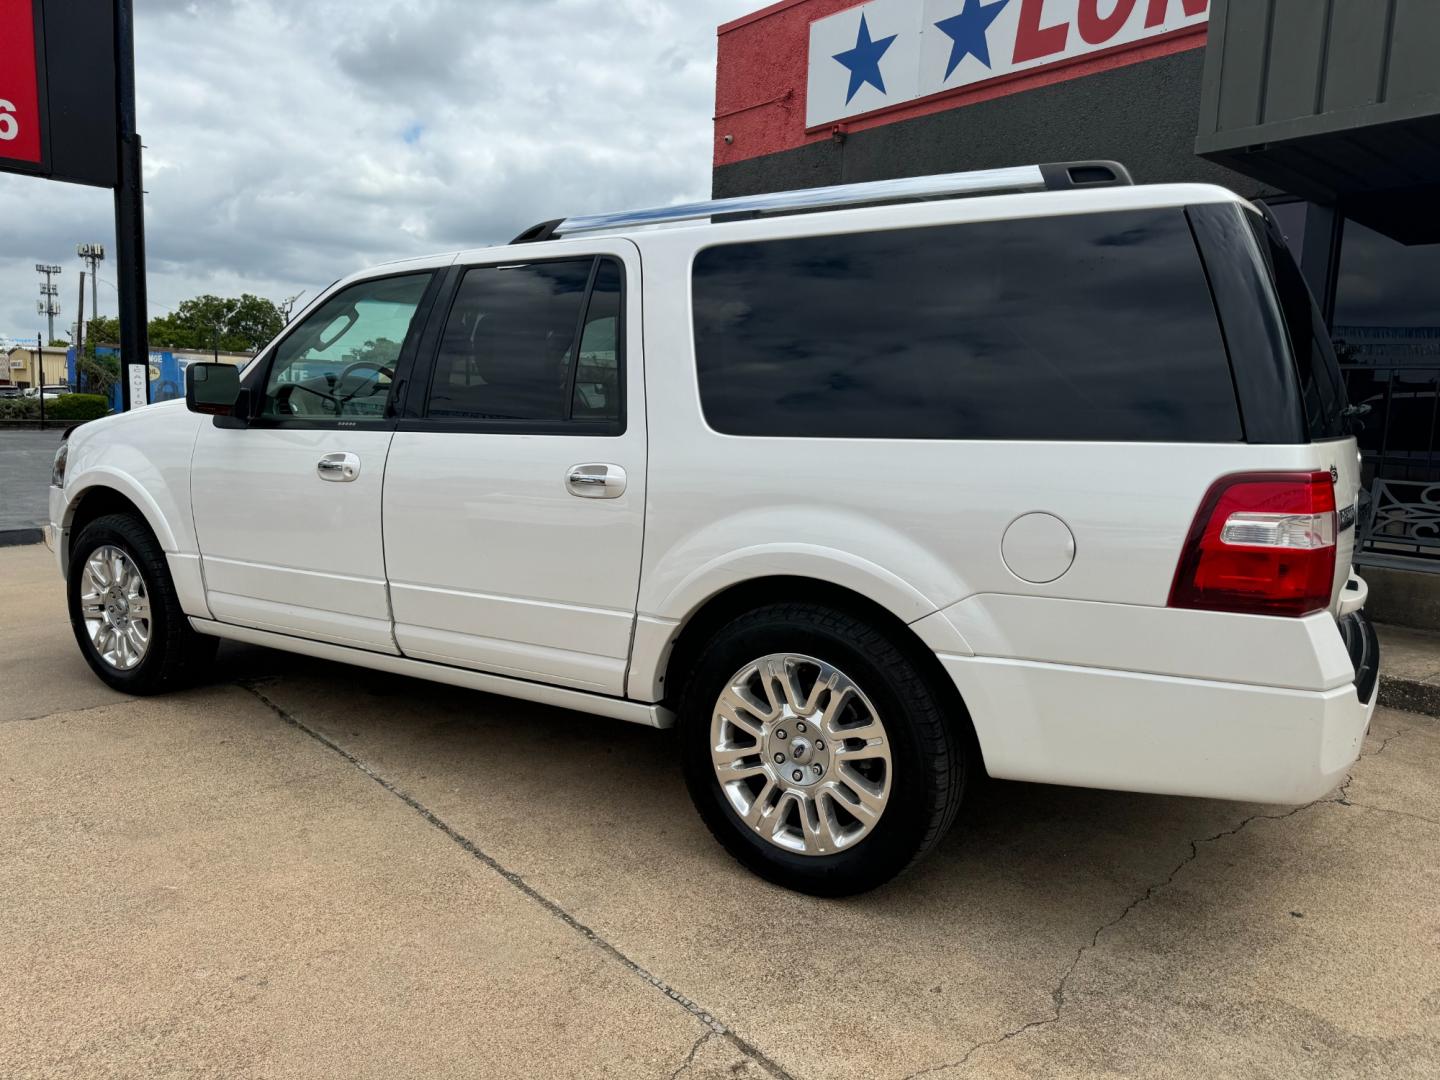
[1345,802,1440,829]
[901,798,1348,1079]
[240,683,793,1080]
[1337,724,1415,805]
[670,1031,717,1080]
[2,699,130,726]
[903,718,1435,1080]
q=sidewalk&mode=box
[1377,623,1440,717]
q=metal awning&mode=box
[1196,0,1440,244]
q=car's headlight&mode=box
[51,441,68,488]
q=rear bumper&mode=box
[941,613,1379,805]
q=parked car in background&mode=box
[24,385,71,401]
[0,386,22,399]
[44,162,1378,895]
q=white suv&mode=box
[47,162,1379,895]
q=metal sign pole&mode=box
[113,0,148,411]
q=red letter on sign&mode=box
[0,0,44,166]
[1014,0,1070,63]
[1078,0,1139,45]
[1146,0,1209,29]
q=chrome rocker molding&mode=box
[190,618,677,729]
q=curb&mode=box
[1378,676,1440,719]
[0,528,43,548]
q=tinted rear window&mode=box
[693,209,1242,442]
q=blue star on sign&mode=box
[935,0,1012,79]
[833,13,898,105]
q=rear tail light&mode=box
[1169,471,1337,617]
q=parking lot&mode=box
[0,429,63,537]
[2,540,1438,1079]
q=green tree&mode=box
[146,294,286,352]
[343,338,404,367]
[224,294,287,349]
[84,317,121,356]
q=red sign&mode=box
[0,0,44,168]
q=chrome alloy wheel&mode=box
[79,545,152,671]
[710,654,892,856]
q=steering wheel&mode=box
[338,361,395,386]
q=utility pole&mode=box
[35,334,45,427]
[35,263,62,344]
[78,244,105,321]
[114,0,149,411]
[75,271,87,382]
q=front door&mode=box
[191,271,437,652]
[382,243,646,694]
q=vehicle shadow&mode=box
[197,640,1376,1076]
[211,638,1286,911]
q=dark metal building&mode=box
[713,0,1440,619]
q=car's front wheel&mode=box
[679,602,968,896]
[68,513,217,695]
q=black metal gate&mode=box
[1338,327,1440,570]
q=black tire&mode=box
[679,602,968,896]
[67,513,218,695]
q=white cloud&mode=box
[0,0,758,342]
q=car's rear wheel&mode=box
[68,513,217,695]
[679,602,968,896]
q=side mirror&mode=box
[186,363,244,418]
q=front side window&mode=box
[262,274,431,421]
[426,257,624,427]
[692,210,1241,442]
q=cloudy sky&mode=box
[0,0,759,343]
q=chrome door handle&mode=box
[317,452,361,483]
[567,463,627,499]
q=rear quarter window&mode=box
[1248,213,1349,441]
[692,209,1242,442]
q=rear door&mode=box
[381,241,646,694]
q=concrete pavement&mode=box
[2,542,1438,1078]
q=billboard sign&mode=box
[807,0,1210,128]
[0,0,45,171]
[0,0,117,187]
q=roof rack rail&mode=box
[511,218,565,245]
[514,161,1132,242]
